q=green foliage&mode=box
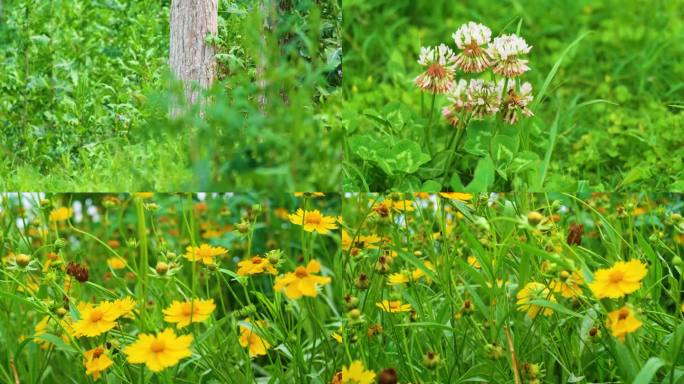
[0,0,342,191]
[342,0,684,192]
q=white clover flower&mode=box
[442,79,469,126]
[501,81,534,124]
[465,79,501,118]
[415,44,457,94]
[452,22,492,73]
[453,22,492,49]
[488,34,532,77]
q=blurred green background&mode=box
[342,0,684,192]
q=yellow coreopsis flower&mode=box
[516,282,555,318]
[589,259,647,299]
[236,256,277,276]
[133,192,154,199]
[439,192,473,201]
[274,260,331,299]
[163,299,216,328]
[106,257,127,270]
[294,192,325,197]
[184,244,228,265]
[288,209,338,234]
[550,270,584,298]
[238,319,271,358]
[111,297,137,319]
[606,307,642,341]
[83,346,113,381]
[376,300,412,313]
[73,302,120,337]
[341,361,376,384]
[125,328,193,373]
[49,207,72,222]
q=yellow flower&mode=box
[439,192,473,201]
[237,256,277,276]
[467,256,481,269]
[589,260,647,299]
[274,260,331,299]
[331,332,343,343]
[111,297,137,319]
[33,316,51,350]
[73,302,120,337]
[376,300,412,313]
[184,244,228,265]
[388,272,410,285]
[288,209,338,234]
[133,192,154,199]
[550,270,584,298]
[125,328,193,373]
[341,361,376,384]
[107,257,127,270]
[163,299,216,328]
[606,307,642,341]
[516,282,555,318]
[49,207,72,222]
[238,320,271,358]
[83,346,113,381]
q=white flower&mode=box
[465,79,501,118]
[501,81,534,124]
[488,34,532,77]
[442,79,469,126]
[452,22,492,49]
[415,44,457,94]
[452,22,492,73]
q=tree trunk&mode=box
[169,0,218,109]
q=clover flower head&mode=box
[497,80,534,124]
[415,44,457,94]
[452,22,492,73]
[488,34,532,77]
[442,79,469,126]
[465,79,501,119]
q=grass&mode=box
[342,0,684,192]
[0,192,682,382]
[0,0,342,191]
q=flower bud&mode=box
[16,254,31,267]
[54,238,66,249]
[423,351,440,369]
[527,211,544,226]
[155,262,169,275]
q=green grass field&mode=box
[0,0,342,191]
[342,0,684,192]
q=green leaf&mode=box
[37,334,77,354]
[465,156,495,192]
[526,299,582,318]
[633,357,665,384]
[421,180,442,192]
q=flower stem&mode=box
[425,93,437,156]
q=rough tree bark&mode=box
[169,0,218,109]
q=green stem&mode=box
[425,93,437,156]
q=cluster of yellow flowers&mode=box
[516,259,647,342]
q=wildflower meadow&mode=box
[1,192,683,383]
[342,0,684,192]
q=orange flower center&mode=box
[181,304,193,316]
[89,309,104,322]
[304,214,322,226]
[427,64,447,78]
[93,347,104,358]
[251,257,263,264]
[609,270,624,283]
[618,308,630,320]
[294,267,309,278]
[150,340,166,353]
